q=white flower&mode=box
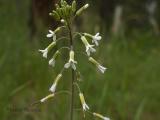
[40,94,54,103]
[79,93,89,111]
[92,33,102,46]
[49,58,55,67]
[39,42,56,58]
[47,30,56,41]
[64,50,77,70]
[89,57,107,74]
[81,36,96,56]
[39,48,48,58]
[48,50,60,67]
[93,112,110,120]
[49,74,62,93]
[84,4,89,9]
[98,65,107,73]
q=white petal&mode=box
[49,30,54,34]
[64,62,71,68]
[53,35,56,41]
[85,103,89,110]
[97,36,102,41]
[86,49,90,56]
[94,40,99,46]
[49,59,55,67]
[73,61,77,64]
[104,117,110,120]
[39,49,48,58]
[95,33,100,36]
[89,47,96,52]
[71,63,76,70]
[83,103,89,111]
[49,83,56,93]
[43,52,48,58]
[47,33,53,38]
[98,65,107,73]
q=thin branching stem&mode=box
[67,21,75,120]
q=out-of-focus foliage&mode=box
[0,0,160,120]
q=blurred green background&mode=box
[0,0,160,120]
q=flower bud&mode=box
[76,4,89,16]
[72,0,76,13]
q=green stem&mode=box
[68,22,75,120]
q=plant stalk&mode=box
[68,22,75,120]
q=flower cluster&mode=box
[38,0,110,120]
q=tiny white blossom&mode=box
[92,33,102,46]
[93,112,110,120]
[89,57,107,74]
[64,50,77,70]
[98,65,107,74]
[39,42,56,58]
[47,30,56,41]
[61,19,65,23]
[81,36,96,56]
[39,48,48,58]
[48,50,60,67]
[49,58,55,67]
[49,74,62,93]
[49,82,56,93]
[79,93,89,111]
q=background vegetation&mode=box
[0,0,160,120]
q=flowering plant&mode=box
[38,0,110,120]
